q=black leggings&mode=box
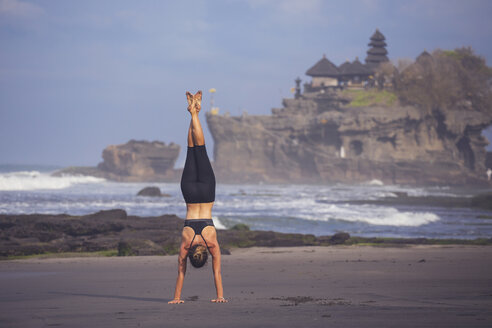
[180,145,216,203]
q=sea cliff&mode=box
[54,140,181,182]
[207,89,492,185]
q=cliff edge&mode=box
[207,90,492,186]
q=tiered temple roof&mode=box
[365,29,389,68]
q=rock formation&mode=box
[54,140,181,182]
[137,186,170,197]
[2,209,490,258]
[97,140,180,181]
[206,90,492,186]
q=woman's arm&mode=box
[210,243,227,303]
[168,244,188,304]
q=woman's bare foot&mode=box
[186,90,202,114]
[168,299,184,304]
[211,298,228,303]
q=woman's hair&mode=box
[188,244,208,268]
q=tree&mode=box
[395,47,492,114]
[374,61,397,90]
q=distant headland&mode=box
[55,29,492,186]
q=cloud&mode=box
[0,0,43,17]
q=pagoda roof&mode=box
[368,40,387,47]
[370,29,386,41]
[338,60,352,74]
[339,58,371,76]
[306,55,340,77]
[367,47,388,55]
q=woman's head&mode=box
[188,244,208,268]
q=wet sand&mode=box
[1,245,491,327]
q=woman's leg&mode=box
[183,90,214,218]
[181,146,198,202]
[194,146,215,186]
[187,120,194,147]
[190,112,205,146]
[189,106,215,201]
[186,97,213,184]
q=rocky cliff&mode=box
[207,90,492,186]
[54,140,180,182]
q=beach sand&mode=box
[1,245,491,327]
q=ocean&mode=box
[1,166,491,240]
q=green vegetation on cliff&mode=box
[342,89,398,107]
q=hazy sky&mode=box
[1,0,492,167]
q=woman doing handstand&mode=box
[168,90,227,304]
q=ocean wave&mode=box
[0,171,105,191]
[212,216,227,230]
[297,203,440,227]
[217,195,441,227]
[364,179,384,186]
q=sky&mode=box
[1,0,492,168]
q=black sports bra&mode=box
[184,219,215,250]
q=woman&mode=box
[168,90,227,304]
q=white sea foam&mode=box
[0,171,105,191]
[212,216,226,230]
[365,179,384,186]
[301,203,441,227]
[217,193,441,227]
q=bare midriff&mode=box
[186,202,214,219]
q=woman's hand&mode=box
[168,299,184,304]
[211,297,228,303]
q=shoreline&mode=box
[1,209,492,261]
[3,237,492,261]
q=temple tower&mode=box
[365,29,389,69]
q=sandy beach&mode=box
[1,245,491,327]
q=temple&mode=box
[365,28,389,69]
[304,29,389,91]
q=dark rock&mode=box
[1,211,491,259]
[83,209,128,221]
[118,239,166,256]
[470,192,492,210]
[329,232,351,244]
[486,152,492,168]
[343,193,492,211]
[137,186,170,197]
